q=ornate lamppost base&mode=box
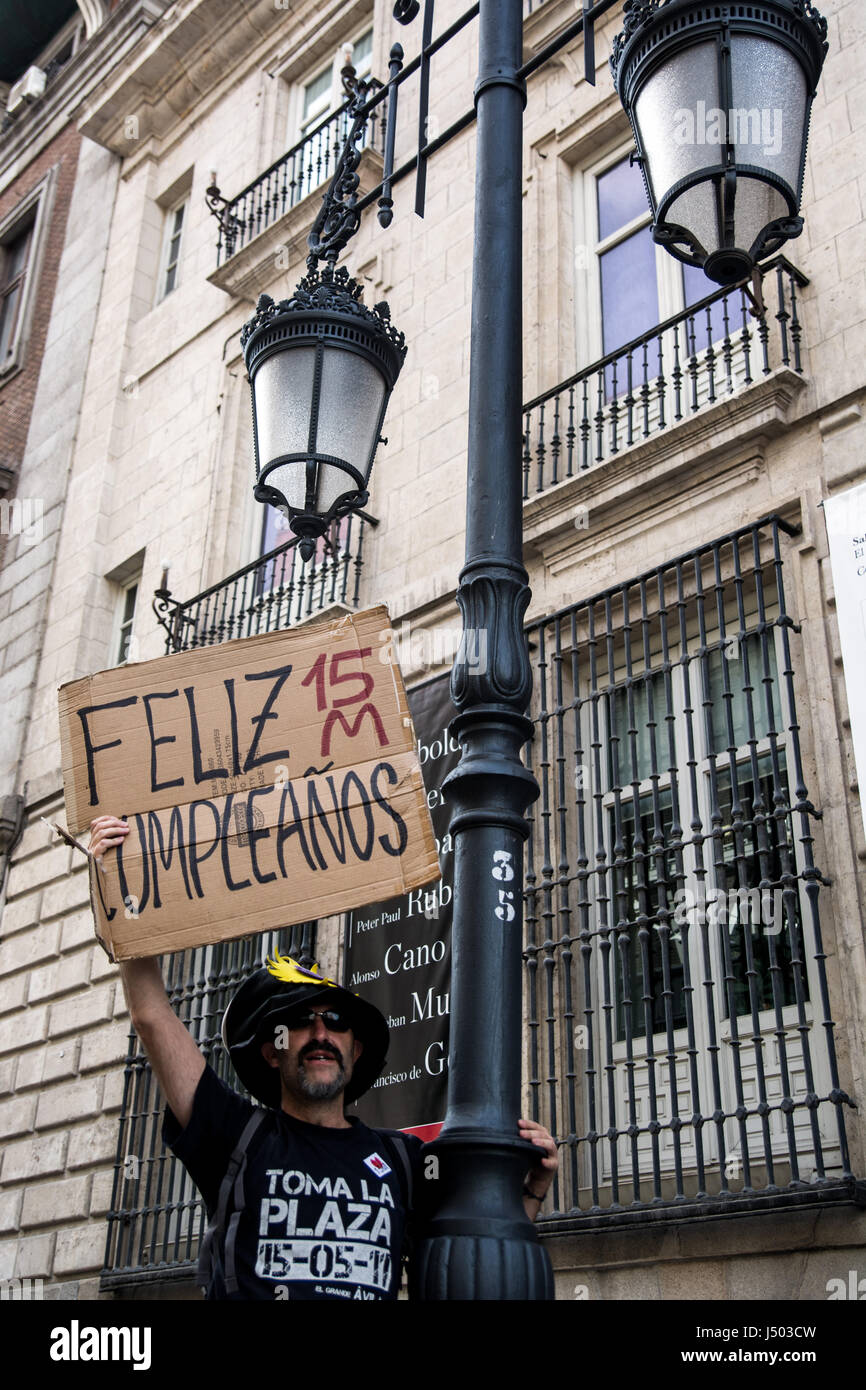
[410,1132,555,1301]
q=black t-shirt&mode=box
[163,1064,424,1302]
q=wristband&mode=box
[522,1184,544,1203]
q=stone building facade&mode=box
[0,0,864,1300]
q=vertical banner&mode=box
[824,484,866,839]
[345,675,459,1138]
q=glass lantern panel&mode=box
[733,175,789,255]
[315,346,386,508]
[729,34,809,199]
[312,461,356,518]
[253,345,317,475]
[633,40,722,209]
[261,459,309,514]
[666,179,720,258]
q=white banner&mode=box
[823,483,866,840]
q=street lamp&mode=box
[612,0,828,285]
[241,60,407,561]
[241,264,405,561]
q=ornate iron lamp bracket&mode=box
[205,176,243,257]
[152,584,187,651]
[307,66,385,269]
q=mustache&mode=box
[299,1040,344,1065]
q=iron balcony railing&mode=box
[524,516,857,1222]
[154,515,371,654]
[523,257,808,499]
[213,96,385,267]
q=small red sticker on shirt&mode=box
[364,1152,392,1178]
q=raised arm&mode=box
[90,816,205,1129]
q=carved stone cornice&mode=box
[0,0,169,191]
[76,0,288,154]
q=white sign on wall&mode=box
[824,482,866,840]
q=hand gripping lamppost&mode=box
[238,0,828,1300]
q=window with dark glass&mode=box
[523,521,849,1216]
[596,154,729,391]
[601,615,804,1041]
[115,579,138,665]
[161,201,186,299]
[0,219,34,366]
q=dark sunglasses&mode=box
[282,1007,351,1033]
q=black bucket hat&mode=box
[221,954,388,1106]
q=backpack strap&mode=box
[377,1131,414,1214]
[197,1107,266,1297]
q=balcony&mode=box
[522,257,808,501]
[153,514,371,654]
[207,95,386,299]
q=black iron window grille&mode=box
[522,258,807,498]
[101,923,316,1289]
[523,516,856,1220]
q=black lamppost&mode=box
[240,0,827,1300]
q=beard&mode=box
[295,1044,348,1101]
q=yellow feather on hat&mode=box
[265,952,338,989]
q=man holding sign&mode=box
[91,815,559,1301]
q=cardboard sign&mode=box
[57,607,439,960]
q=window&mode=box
[604,631,803,1044]
[561,147,755,465]
[255,504,359,621]
[112,572,140,666]
[578,149,728,368]
[524,520,849,1213]
[0,172,54,379]
[298,30,373,140]
[291,29,374,204]
[0,219,33,366]
[158,198,187,301]
[39,13,86,83]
